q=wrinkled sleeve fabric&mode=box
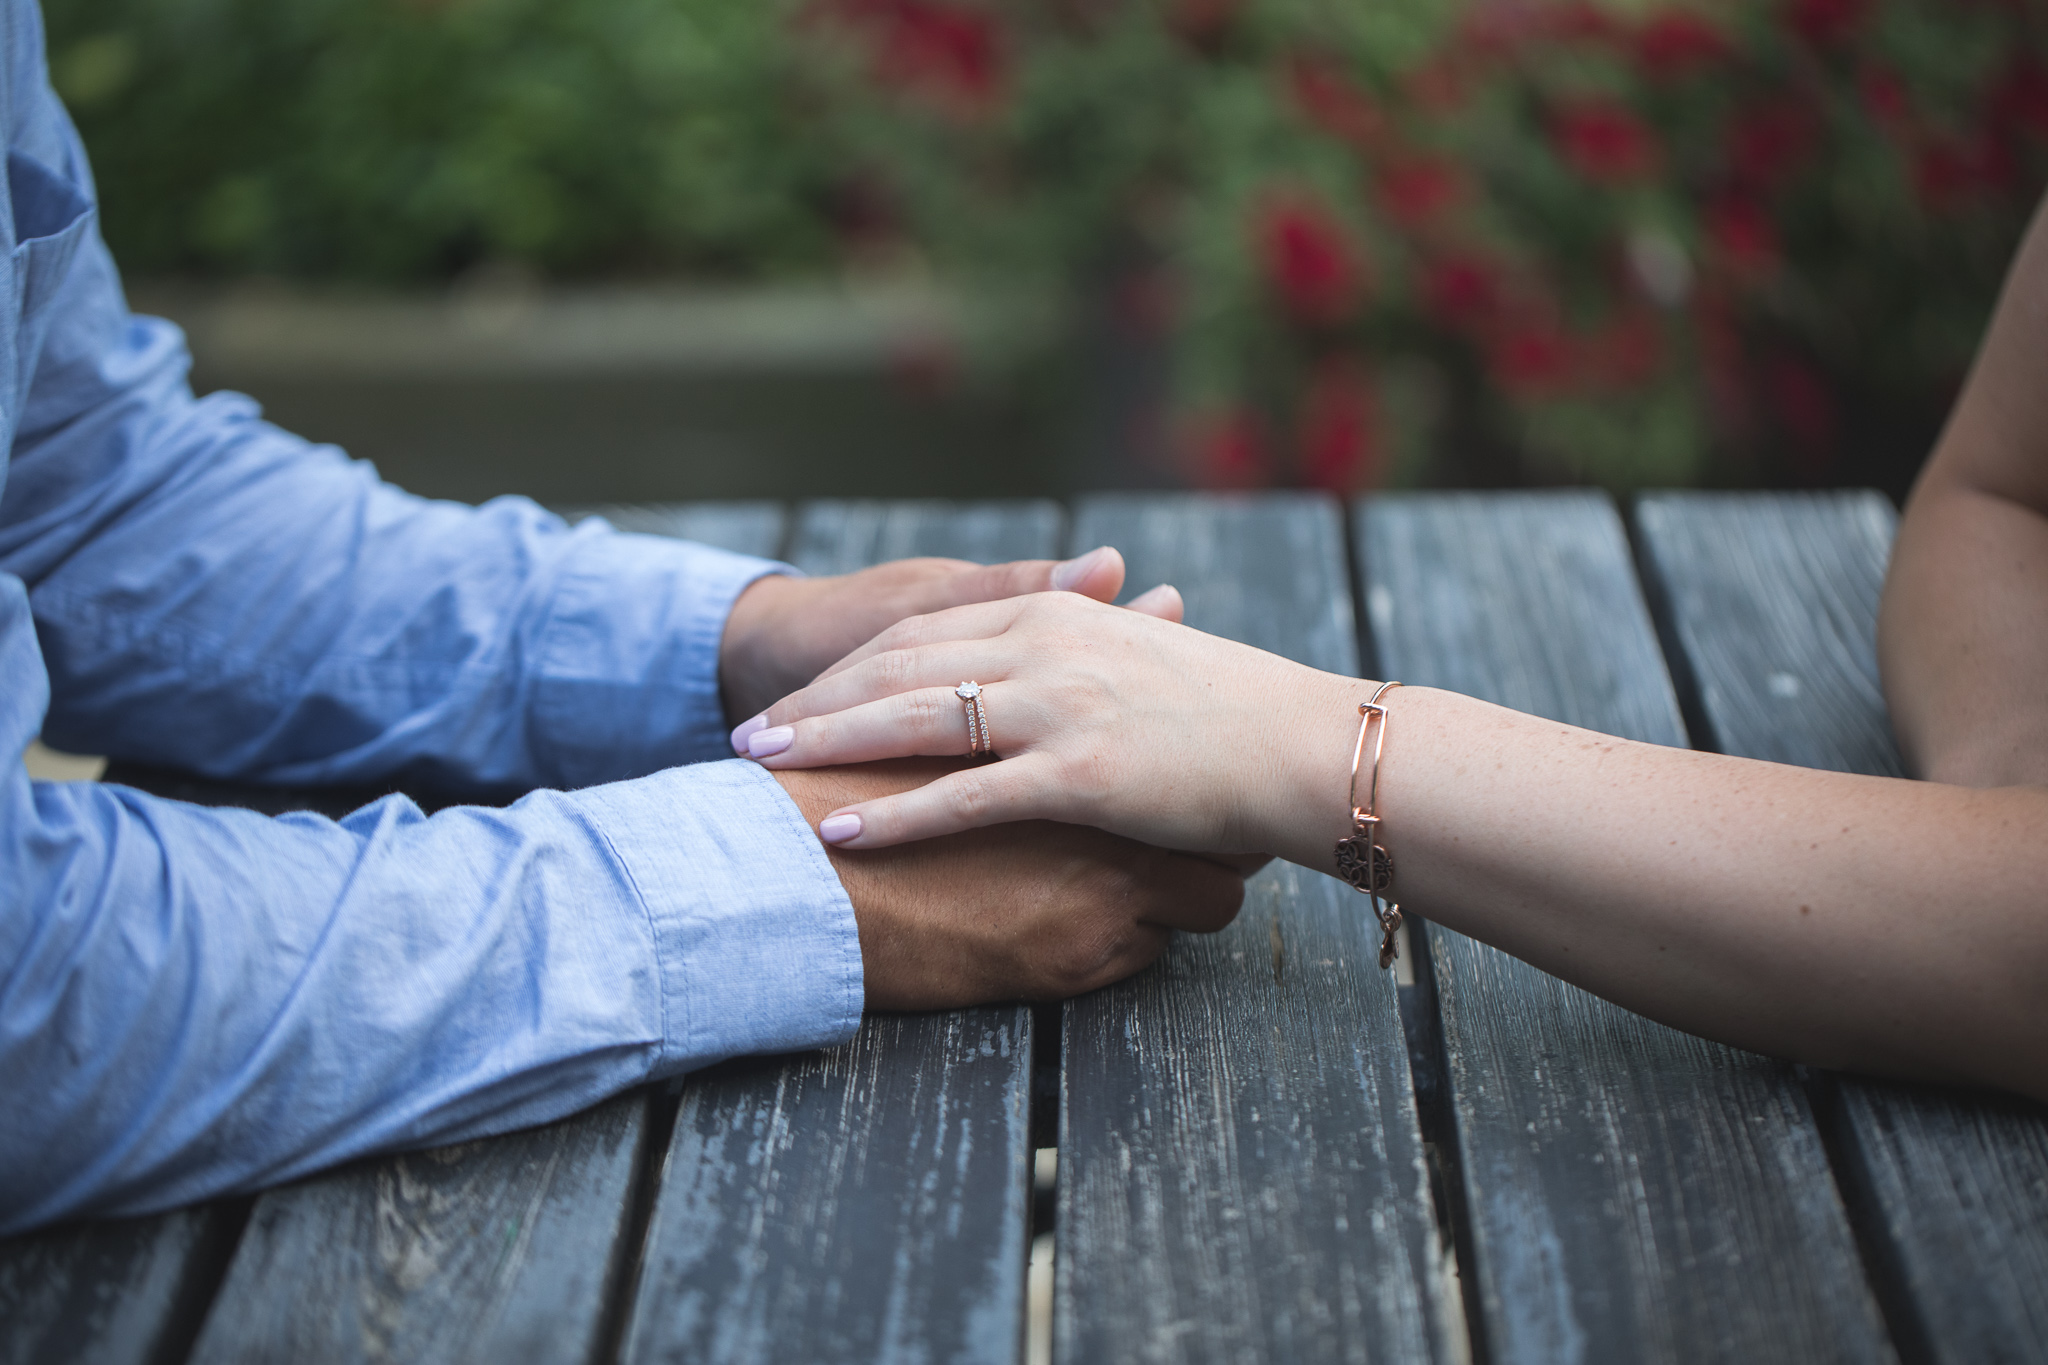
[0,15,862,1234]
[0,607,863,1229]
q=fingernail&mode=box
[819,812,863,844]
[730,714,768,754]
[1051,546,1110,591]
[747,726,794,759]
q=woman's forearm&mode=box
[1269,678,2048,1099]
[1880,194,2048,786]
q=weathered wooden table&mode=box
[5,491,2046,1365]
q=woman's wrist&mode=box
[1255,670,1394,870]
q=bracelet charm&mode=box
[1337,682,1405,970]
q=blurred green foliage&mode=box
[42,0,2048,491]
[47,0,835,279]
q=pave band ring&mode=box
[956,682,993,757]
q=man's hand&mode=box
[772,761,1246,1010]
[720,546,1182,730]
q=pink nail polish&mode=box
[730,714,768,754]
[819,813,862,844]
[747,726,794,759]
[1051,546,1107,592]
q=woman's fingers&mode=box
[746,686,989,766]
[811,575,1179,685]
[815,756,1060,848]
[810,597,1035,686]
[761,639,1017,734]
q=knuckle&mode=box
[1043,923,1164,997]
[950,770,996,823]
[880,613,932,653]
[873,646,920,695]
[1059,746,1117,807]
[906,688,952,736]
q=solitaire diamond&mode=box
[956,682,982,700]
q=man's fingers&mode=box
[934,545,1126,615]
[814,758,1057,848]
[1139,851,1247,934]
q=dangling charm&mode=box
[1334,827,1394,893]
[1373,902,1403,971]
[1336,812,1402,969]
[1339,683,1406,972]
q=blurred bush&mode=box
[48,0,837,279]
[46,0,2048,491]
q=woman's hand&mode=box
[717,545,1173,725]
[736,589,1369,860]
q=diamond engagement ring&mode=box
[956,682,993,757]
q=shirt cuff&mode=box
[570,759,863,1070]
[529,521,792,788]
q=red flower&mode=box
[1546,2,1624,43]
[1422,255,1502,330]
[1634,11,1731,81]
[1490,325,1575,396]
[1990,58,2048,142]
[1725,99,1820,189]
[1379,159,1462,228]
[1692,289,1751,433]
[1185,408,1272,488]
[1704,195,1779,276]
[822,0,1005,119]
[1298,356,1384,492]
[1170,0,1244,49]
[1786,0,1871,48]
[1287,55,1386,150]
[1257,194,1362,326]
[1585,309,1662,389]
[1914,137,2000,212]
[1764,354,1837,469]
[1464,0,1621,51]
[1402,56,1468,114]
[1857,64,1912,131]
[1551,100,1659,184]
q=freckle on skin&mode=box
[1800,904,1812,916]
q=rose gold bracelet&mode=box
[1334,680,1404,970]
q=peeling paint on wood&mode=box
[186,1094,649,1365]
[1634,490,2048,1365]
[1055,493,1462,1365]
[1359,491,1894,1365]
[619,500,1051,1365]
[0,1205,240,1365]
[626,1011,1033,1365]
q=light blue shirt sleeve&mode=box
[0,0,863,1233]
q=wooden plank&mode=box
[620,500,1055,1365]
[1633,489,2048,1365]
[785,497,1063,570]
[188,1095,650,1365]
[0,1206,243,1365]
[179,501,786,1365]
[556,501,787,558]
[1056,492,1462,1365]
[1357,491,1895,1365]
